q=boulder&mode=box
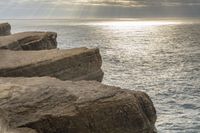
[0,48,103,81]
[0,77,157,133]
[0,23,11,36]
[0,32,57,50]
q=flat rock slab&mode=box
[0,77,156,133]
[0,48,103,81]
[0,23,11,36]
[0,32,57,50]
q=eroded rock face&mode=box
[0,32,57,50]
[0,23,11,36]
[0,77,157,133]
[0,48,103,82]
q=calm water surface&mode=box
[2,19,200,133]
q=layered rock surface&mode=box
[1,127,38,133]
[0,107,38,133]
[0,48,103,81]
[0,23,11,36]
[0,32,57,50]
[0,77,157,133]
[12,128,38,133]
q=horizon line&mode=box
[1,17,200,21]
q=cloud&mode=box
[0,0,200,18]
[1,0,200,7]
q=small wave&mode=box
[181,103,198,109]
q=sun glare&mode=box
[86,20,183,30]
[95,20,182,27]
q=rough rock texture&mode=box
[0,109,38,133]
[0,23,11,36]
[0,48,103,81]
[10,128,38,133]
[0,32,57,50]
[2,128,38,133]
[0,77,157,133]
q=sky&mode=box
[0,0,200,19]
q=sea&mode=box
[1,19,200,133]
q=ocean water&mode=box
[2,19,200,132]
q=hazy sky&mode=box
[0,0,200,18]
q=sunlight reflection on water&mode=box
[90,20,183,28]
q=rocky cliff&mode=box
[0,32,57,50]
[0,48,103,81]
[0,23,157,133]
[0,77,157,133]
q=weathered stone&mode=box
[1,128,38,133]
[0,23,11,36]
[0,48,103,81]
[11,128,38,133]
[0,32,57,50]
[0,77,157,133]
[0,109,37,133]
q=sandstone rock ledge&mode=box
[0,77,157,133]
[0,47,103,81]
[0,32,57,50]
[0,23,11,36]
